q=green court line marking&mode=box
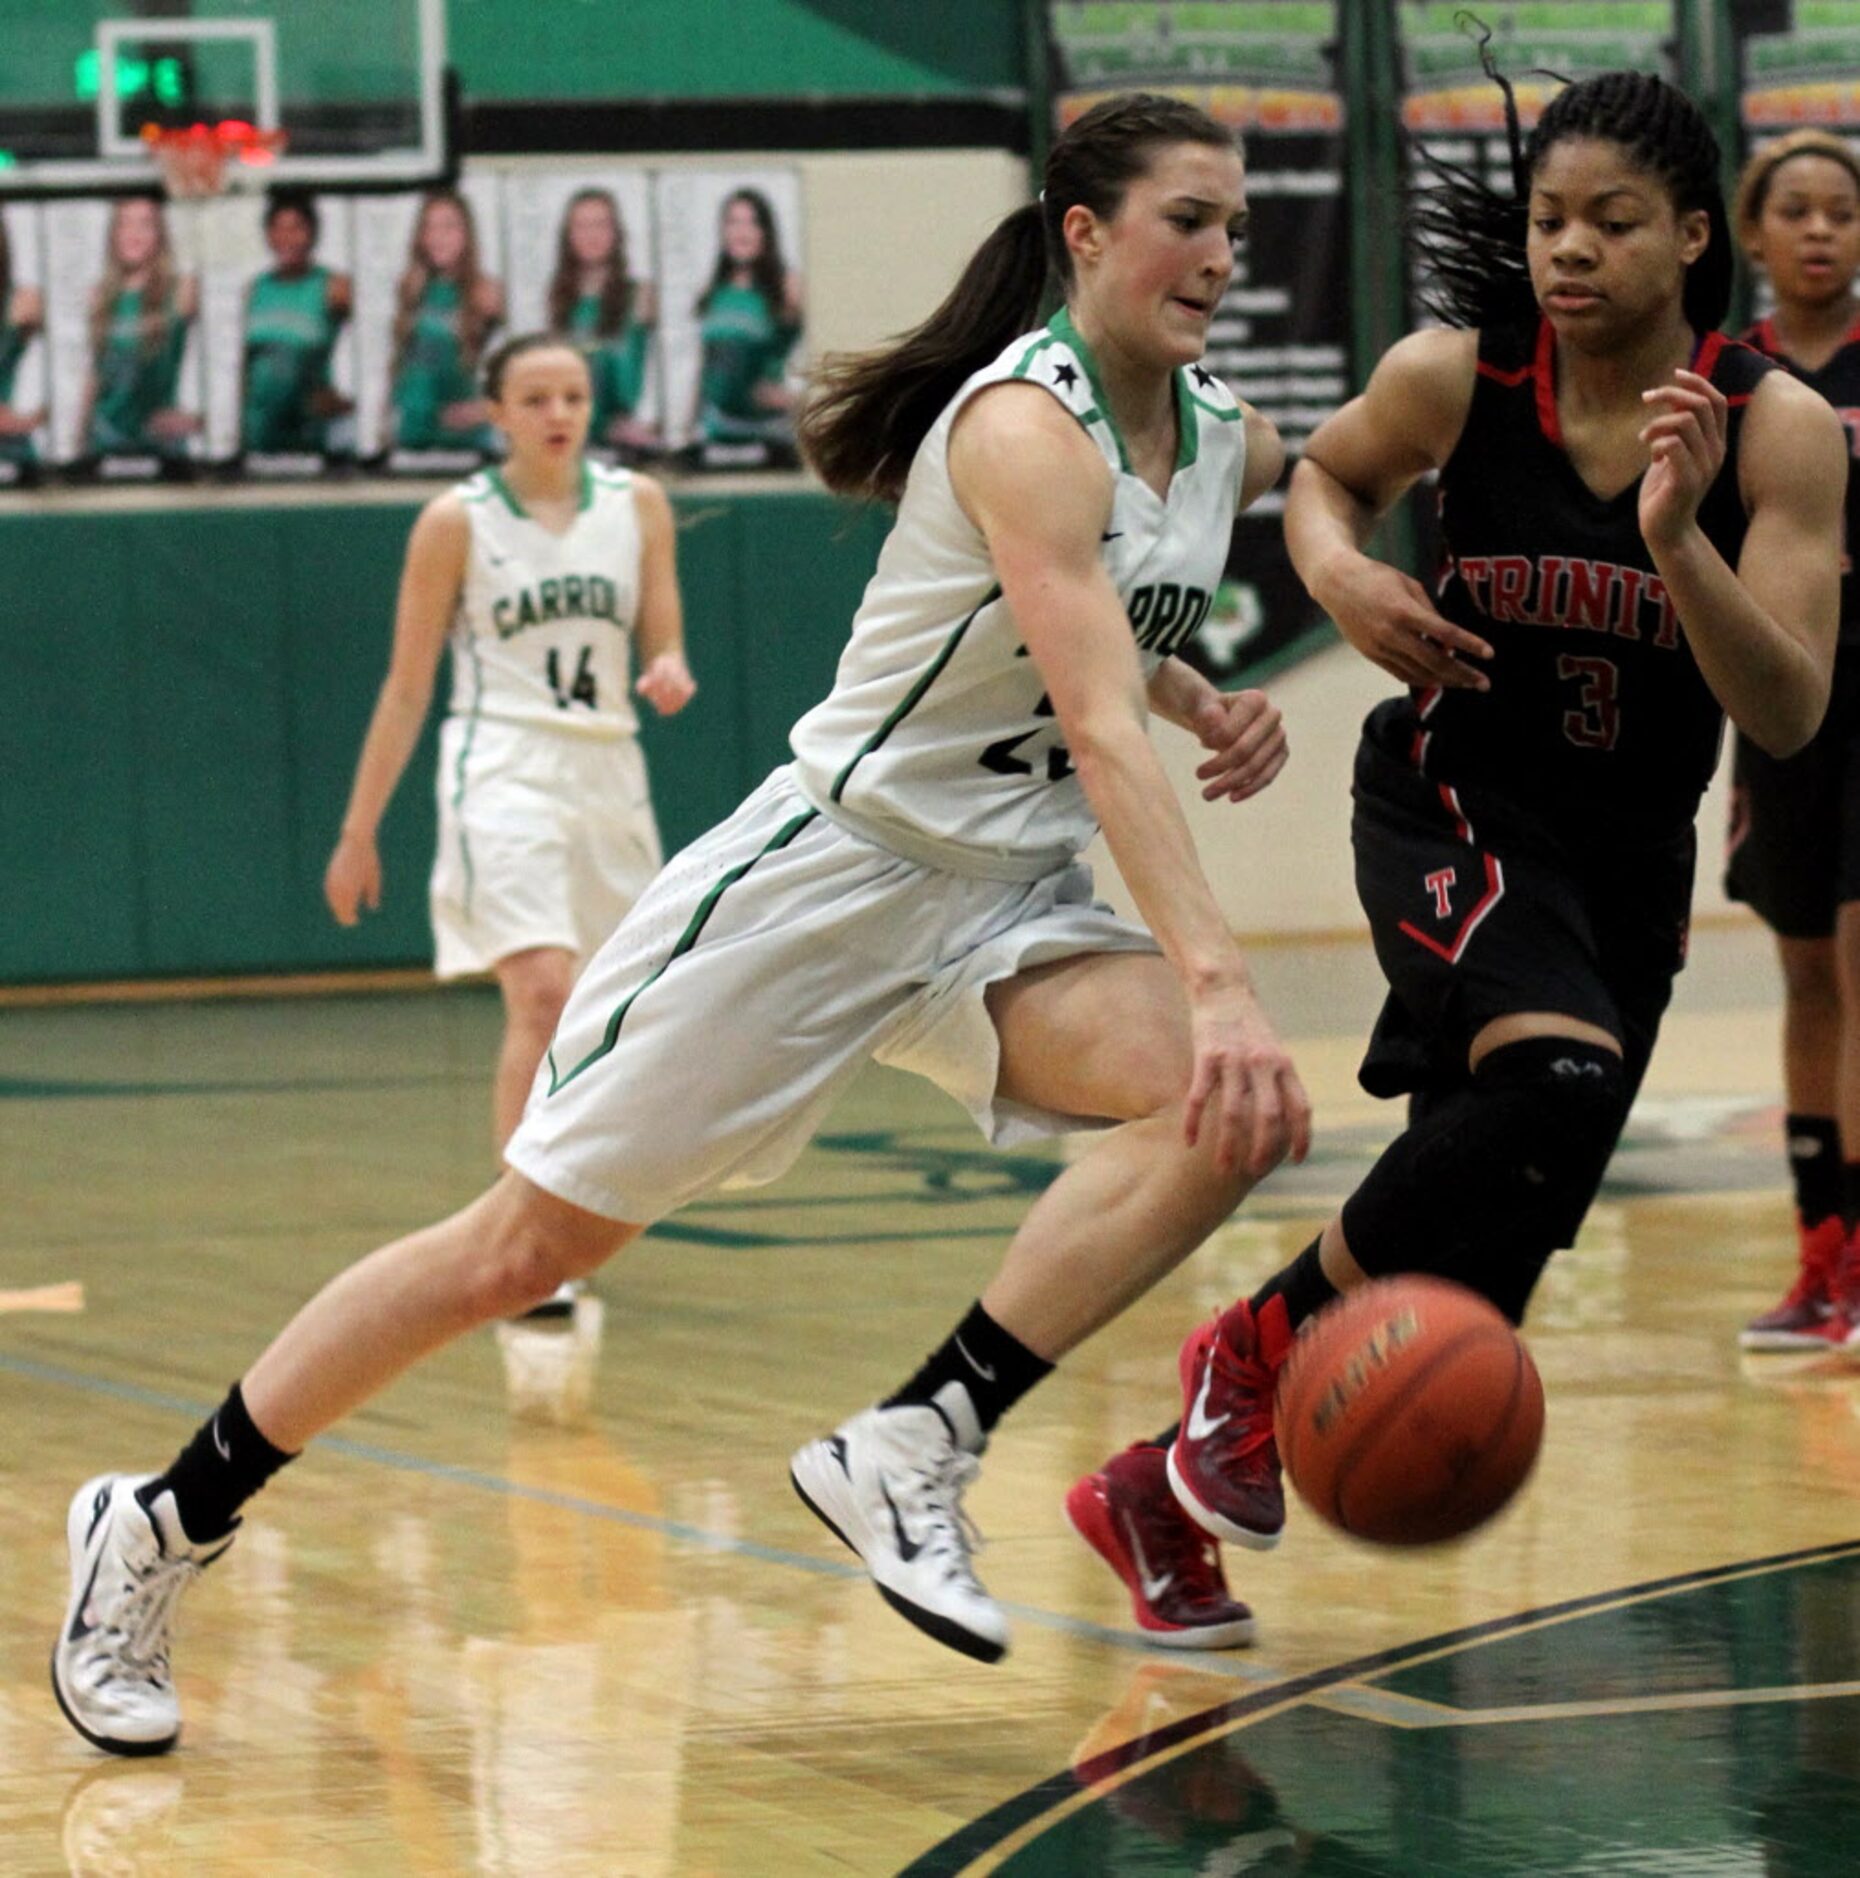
[901,1535,1860,1876]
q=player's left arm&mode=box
[631,474,695,716]
[1643,366,1844,756]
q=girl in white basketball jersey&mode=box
[323,333,695,1159]
[54,95,1312,1754]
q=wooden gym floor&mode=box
[4,922,1859,1875]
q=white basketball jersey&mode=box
[447,462,642,739]
[789,308,1247,878]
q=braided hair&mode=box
[1413,37,1731,334]
[800,92,1238,504]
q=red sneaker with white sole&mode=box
[1166,1294,1293,1548]
[1066,1443,1255,1650]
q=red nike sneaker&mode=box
[1742,1216,1851,1352]
[1167,1294,1293,1548]
[1066,1442,1254,1648]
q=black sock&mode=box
[1841,1160,1860,1235]
[1249,1236,1337,1334]
[1787,1114,1842,1226]
[883,1299,1053,1438]
[1148,1421,1180,1449]
[140,1381,296,1543]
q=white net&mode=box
[148,125,284,275]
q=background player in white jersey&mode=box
[53,94,1310,1756]
[322,332,694,1237]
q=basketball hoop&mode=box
[142,120,289,200]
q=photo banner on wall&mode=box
[503,169,665,461]
[1047,0,1349,687]
[0,202,49,486]
[653,168,805,471]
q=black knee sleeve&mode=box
[1341,1037,1629,1322]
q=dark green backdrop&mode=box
[0,493,888,983]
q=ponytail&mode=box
[800,91,1238,503]
[799,202,1050,503]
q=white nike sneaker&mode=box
[789,1384,1008,1663]
[51,1475,233,1756]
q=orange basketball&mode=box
[1275,1276,1544,1546]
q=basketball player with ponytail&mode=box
[52,94,1309,1755]
[1071,61,1845,1646]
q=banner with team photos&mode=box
[1046,0,1350,687]
[652,168,806,470]
[0,202,50,485]
[8,159,801,481]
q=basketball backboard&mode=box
[0,0,448,194]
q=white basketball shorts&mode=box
[430,717,663,979]
[504,766,1159,1224]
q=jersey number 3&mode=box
[1558,655,1619,751]
[547,645,599,711]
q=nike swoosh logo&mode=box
[828,1434,850,1474]
[212,1416,231,1462]
[1121,1513,1175,1603]
[880,1481,923,1562]
[953,1334,996,1383]
[66,1552,105,1643]
[1101,531,1123,542]
[1186,1367,1229,1441]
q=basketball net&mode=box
[143,122,289,272]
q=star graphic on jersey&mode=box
[1191,364,1217,389]
[1052,361,1080,392]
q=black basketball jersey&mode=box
[1374,317,1776,843]
[1743,314,1860,644]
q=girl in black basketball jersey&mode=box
[1727,131,1860,1353]
[1069,65,1846,1646]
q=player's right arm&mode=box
[1285,325,1493,692]
[949,383,1309,1177]
[324,493,469,925]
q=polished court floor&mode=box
[5,924,1860,1874]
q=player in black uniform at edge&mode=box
[1728,130,1860,1354]
[1064,58,1846,1648]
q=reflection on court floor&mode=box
[3,925,1858,1874]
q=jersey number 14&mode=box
[546,645,599,711]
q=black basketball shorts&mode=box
[1350,733,1694,1101]
[1724,642,1860,940]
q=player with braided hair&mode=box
[1069,60,1846,1644]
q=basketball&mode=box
[1275,1276,1544,1546]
